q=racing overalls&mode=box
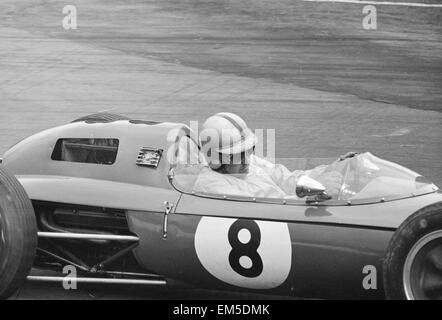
[191,155,327,199]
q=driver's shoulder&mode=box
[250,154,274,169]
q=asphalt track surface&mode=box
[0,0,441,299]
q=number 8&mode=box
[228,219,263,278]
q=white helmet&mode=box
[200,112,257,165]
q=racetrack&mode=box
[0,0,441,299]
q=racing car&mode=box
[0,113,441,300]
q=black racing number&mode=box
[228,219,263,278]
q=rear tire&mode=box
[383,202,442,300]
[0,165,37,299]
[71,112,130,123]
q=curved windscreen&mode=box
[308,152,437,201]
[171,141,437,203]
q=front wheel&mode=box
[383,202,442,300]
[0,166,37,299]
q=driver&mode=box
[192,112,343,199]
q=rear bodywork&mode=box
[2,120,441,299]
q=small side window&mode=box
[51,138,119,165]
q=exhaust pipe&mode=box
[27,276,166,286]
[37,232,139,242]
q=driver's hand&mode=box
[317,171,343,197]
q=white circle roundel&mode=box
[194,217,292,289]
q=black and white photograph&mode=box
[0,0,441,305]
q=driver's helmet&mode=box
[200,112,257,169]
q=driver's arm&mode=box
[251,156,304,196]
[252,155,343,197]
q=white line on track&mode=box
[303,0,442,7]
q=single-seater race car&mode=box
[0,113,441,300]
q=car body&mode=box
[1,117,441,299]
